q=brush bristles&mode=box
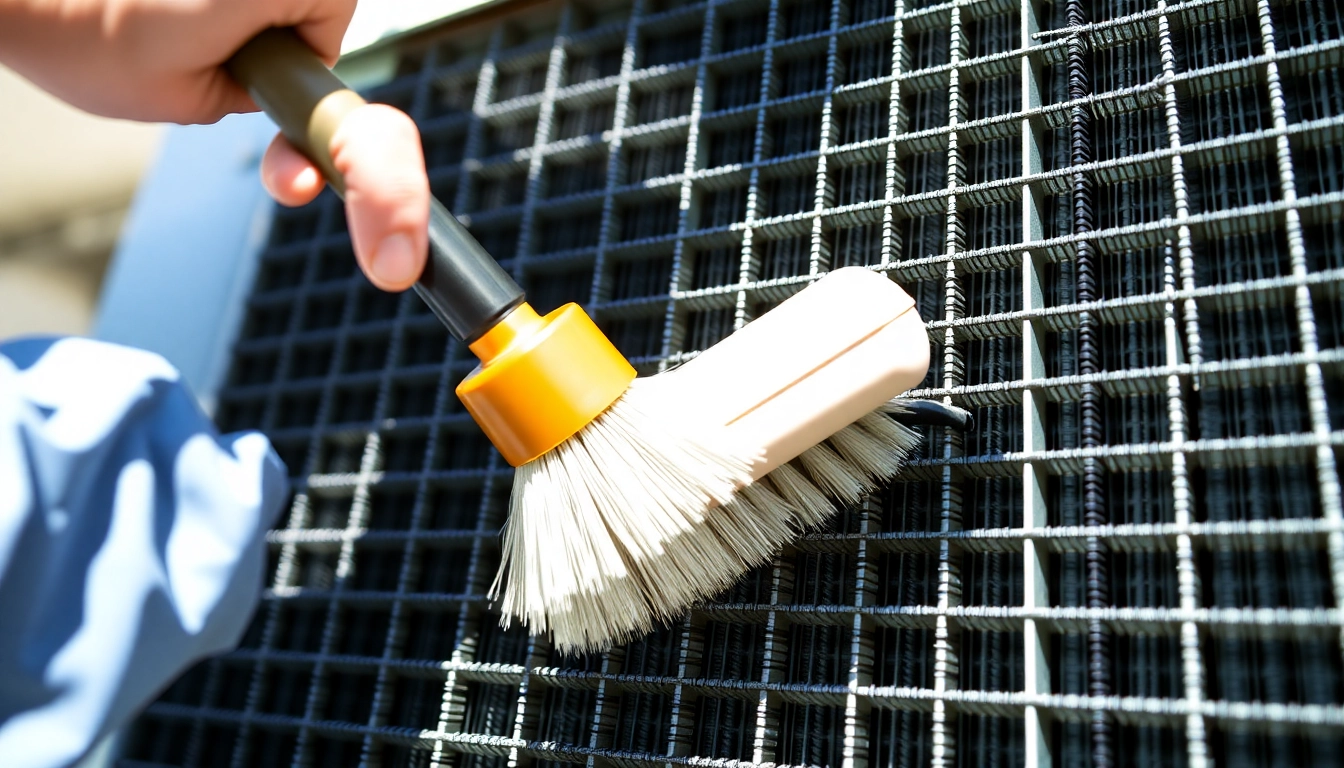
[491,389,923,654]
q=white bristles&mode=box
[830,413,910,480]
[493,378,761,650]
[760,461,834,527]
[492,390,924,655]
[794,441,871,503]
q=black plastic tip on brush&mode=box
[889,400,974,432]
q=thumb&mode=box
[329,104,430,292]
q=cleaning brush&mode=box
[498,268,939,651]
[227,29,949,654]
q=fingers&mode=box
[190,0,356,123]
[259,101,430,294]
[329,104,430,293]
[260,134,326,206]
[210,0,355,117]
[190,68,260,125]
[284,0,360,66]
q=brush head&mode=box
[491,268,936,653]
[494,392,929,652]
[492,378,769,650]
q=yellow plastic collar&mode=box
[456,302,636,467]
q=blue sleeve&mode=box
[0,337,288,768]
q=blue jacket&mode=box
[0,337,286,768]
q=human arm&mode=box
[0,337,288,768]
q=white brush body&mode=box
[648,267,929,476]
[493,268,931,653]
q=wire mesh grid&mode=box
[121,0,1344,766]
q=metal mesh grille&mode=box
[123,0,1344,765]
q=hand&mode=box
[0,0,430,292]
[261,105,430,292]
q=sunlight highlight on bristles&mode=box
[492,393,925,655]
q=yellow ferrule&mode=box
[457,302,636,467]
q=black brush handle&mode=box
[227,28,524,343]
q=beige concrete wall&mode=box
[0,65,162,339]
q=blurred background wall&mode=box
[0,67,161,338]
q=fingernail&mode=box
[372,233,418,286]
